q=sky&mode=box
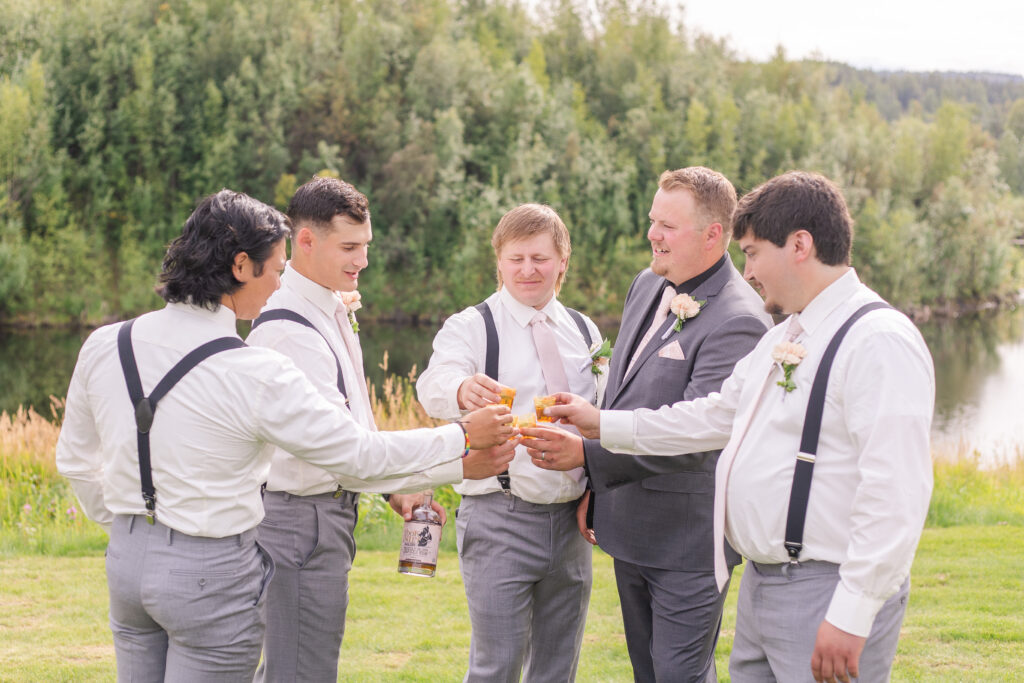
[671,0,1024,77]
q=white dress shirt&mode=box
[417,288,600,504]
[246,265,462,496]
[56,302,465,538]
[601,269,934,637]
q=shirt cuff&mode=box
[825,580,886,638]
[600,410,635,452]
[441,422,467,458]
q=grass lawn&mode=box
[1,526,1021,681]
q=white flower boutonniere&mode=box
[771,341,807,393]
[662,293,705,339]
[586,338,612,376]
[340,291,362,334]
[578,338,612,406]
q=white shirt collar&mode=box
[497,286,562,329]
[165,301,240,336]
[281,262,341,317]
[789,268,861,339]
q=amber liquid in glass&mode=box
[498,387,516,409]
[534,395,556,423]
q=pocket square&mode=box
[657,341,686,360]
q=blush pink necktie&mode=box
[530,312,584,482]
[712,314,805,590]
[530,312,570,395]
[627,286,675,374]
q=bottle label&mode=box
[399,521,441,564]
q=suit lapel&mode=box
[615,260,737,399]
[606,276,663,406]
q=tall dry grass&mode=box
[2,370,1022,554]
[0,398,106,554]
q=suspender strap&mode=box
[117,318,246,524]
[475,302,500,382]
[474,302,507,490]
[783,301,892,561]
[565,308,593,348]
[253,309,348,399]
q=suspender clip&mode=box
[143,492,157,525]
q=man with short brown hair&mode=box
[249,176,518,682]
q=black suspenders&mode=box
[474,302,593,379]
[117,318,246,524]
[252,309,348,399]
[473,302,593,492]
[783,301,892,561]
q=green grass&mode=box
[1,527,1022,682]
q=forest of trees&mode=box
[2,0,1023,325]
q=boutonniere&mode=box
[340,291,362,334]
[771,341,807,393]
[581,338,612,375]
[661,293,705,339]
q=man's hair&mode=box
[732,171,852,266]
[658,167,737,243]
[287,176,369,233]
[491,203,571,292]
[158,190,290,310]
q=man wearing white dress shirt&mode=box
[417,204,601,682]
[247,177,516,682]
[534,172,935,683]
[55,189,513,682]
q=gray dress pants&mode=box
[254,489,359,683]
[105,514,274,683]
[456,491,593,683]
[613,558,728,682]
[730,560,909,682]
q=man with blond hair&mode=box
[417,203,601,682]
[522,168,770,682]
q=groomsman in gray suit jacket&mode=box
[524,167,770,682]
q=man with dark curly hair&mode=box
[56,189,514,681]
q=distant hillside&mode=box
[823,63,1024,134]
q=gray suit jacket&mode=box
[585,260,771,572]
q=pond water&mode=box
[3,305,1022,464]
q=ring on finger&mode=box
[540,453,546,461]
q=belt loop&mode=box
[127,515,136,534]
[506,495,516,512]
[166,525,173,546]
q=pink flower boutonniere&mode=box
[340,291,362,334]
[771,341,807,393]
[662,293,705,339]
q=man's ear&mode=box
[233,251,252,282]
[791,229,815,263]
[294,226,315,254]
[704,223,723,250]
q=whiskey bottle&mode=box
[397,490,443,577]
